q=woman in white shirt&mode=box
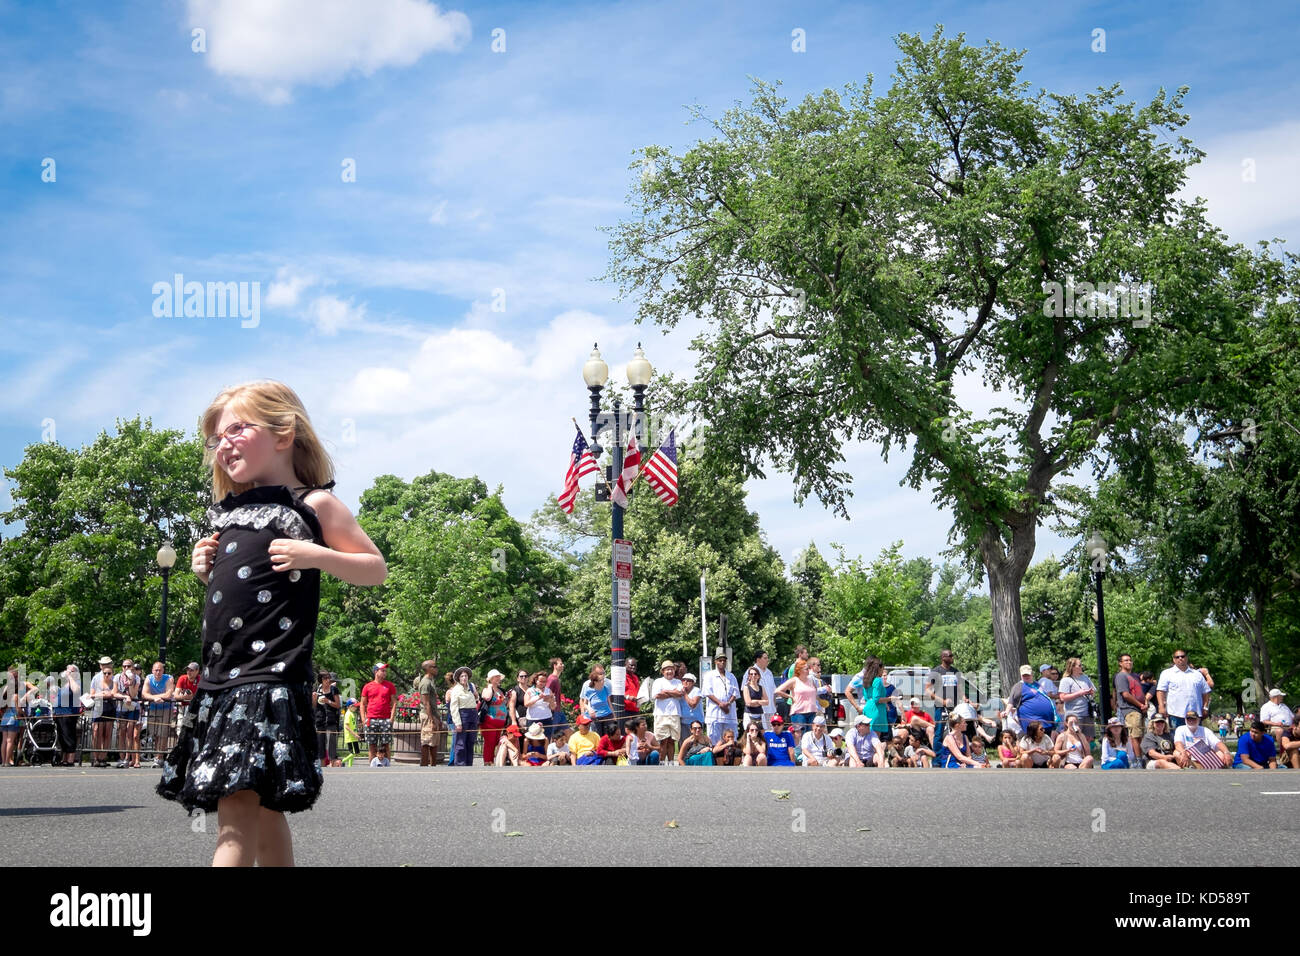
[524,670,554,735]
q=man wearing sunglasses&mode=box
[416,659,443,767]
[1156,650,1210,731]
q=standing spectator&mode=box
[808,657,833,716]
[773,660,819,734]
[2,663,24,767]
[1259,689,1293,748]
[853,657,890,739]
[1100,717,1139,769]
[524,670,555,736]
[703,652,739,744]
[545,657,566,737]
[569,714,602,765]
[739,721,767,766]
[579,665,615,737]
[1009,665,1057,733]
[115,659,142,768]
[1037,665,1062,727]
[480,669,510,765]
[624,658,641,707]
[1279,717,1300,770]
[845,714,884,768]
[1114,653,1146,742]
[740,666,768,731]
[1140,714,1184,769]
[1057,658,1097,740]
[174,662,201,708]
[1156,650,1210,730]
[507,668,530,734]
[678,721,715,766]
[597,720,631,765]
[342,699,362,765]
[361,662,397,767]
[141,661,175,767]
[751,651,778,730]
[1174,709,1231,769]
[800,714,839,766]
[1139,672,1158,717]
[775,645,810,724]
[925,649,961,725]
[763,715,798,767]
[681,673,706,739]
[313,670,341,768]
[1233,720,1279,770]
[89,657,122,768]
[448,666,479,767]
[47,665,81,766]
[652,661,684,764]
[1054,715,1094,768]
[417,660,444,767]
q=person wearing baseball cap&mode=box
[764,714,798,766]
[704,651,739,745]
[800,714,840,767]
[1140,713,1182,769]
[1009,663,1057,735]
[846,712,884,768]
[361,662,397,767]
[1260,688,1293,747]
[651,660,685,764]
[569,713,602,765]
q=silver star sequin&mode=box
[271,662,286,673]
[211,590,222,604]
[284,779,306,794]
[271,686,289,703]
[190,737,200,754]
[257,590,272,603]
[256,719,279,740]
[192,762,216,786]
[250,752,266,769]
[203,666,210,678]
[228,617,243,630]
[228,667,240,679]
[211,642,222,656]
[198,702,211,722]
[288,569,301,582]
[161,763,178,784]
[221,743,243,759]
[237,565,251,579]
[251,640,265,653]
[274,741,290,764]
[225,541,237,553]
[278,616,292,630]
[228,703,247,723]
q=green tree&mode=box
[0,418,209,671]
[817,542,925,672]
[603,26,1254,693]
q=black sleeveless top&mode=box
[198,481,333,693]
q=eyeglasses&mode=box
[204,421,266,449]
[1173,654,1187,659]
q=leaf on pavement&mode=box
[504,831,525,837]
[664,820,679,828]
[771,789,791,799]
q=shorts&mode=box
[94,702,117,723]
[1123,711,1144,739]
[420,710,442,746]
[654,715,681,741]
[367,718,393,746]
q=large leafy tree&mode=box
[604,27,1252,692]
[0,418,209,672]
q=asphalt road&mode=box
[2,764,1296,866]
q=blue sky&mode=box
[2,0,1297,581]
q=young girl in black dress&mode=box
[157,381,386,866]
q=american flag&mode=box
[1184,737,1226,769]
[610,426,642,509]
[558,424,599,514]
[642,428,679,506]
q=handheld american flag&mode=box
[558,423,599,514]
[643,428,679,506]
[610,426,642,509]
[1183,737,1226,769]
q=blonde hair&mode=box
[200,380,334,500]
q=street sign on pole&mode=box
[614,539,632,579]
[616,608,630,639]
[617,578,630,608]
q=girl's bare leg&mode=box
[256,806,294,866]
[213,791,261,867]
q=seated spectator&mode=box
[569,714,602,765]
[939,714,984,768]
[1233,720,1279,769]
[740,722,768,766]
[968,736,991,767]
[763,716,798,767]
[1260,689,1294,749]
[1174,710,1231,769]
[901,697,936,745]
[494,724,522,766]
[827,726,847,763]
[845,714,884,768]
[998,729,1022,768]
[1141,714,1184,769]
[1282,717,1300,770]
[628,717,660,766]
[905,729,936,767]
[597,721,631,765]
[712,727,739,766]
[1018,721,1058,768]
[548,725,574,765]
[1100,717,1139,769]
[884,728,911,767]
[522,723,548,767]
[679,721,715,766]
[1054,716,1094,769]
[800,715,840,766]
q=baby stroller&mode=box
[21,696,60,766]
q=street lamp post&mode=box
[156,541,177,671]
[581,343,653,719]
[1087,531,1111,723]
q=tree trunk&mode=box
[980,519,1035,700]
[1240,587,1273,705]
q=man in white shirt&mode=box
[753,651,777,731]
[703,652,739,744]
[800,715,841,766]
[1156,649,1211,730]
[1260,689,1294,748]
[651,660,685,764]
[845,714,884,767]
[1173,710,1231,769]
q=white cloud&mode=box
[264,267,319,308]
[1181,120,1300,242]
[187,0,471,103]
[305,295,367,335]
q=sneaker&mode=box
[151,759,163,768]
[369,757,381,767]
[381,758,390,767]
[116,760,128,769]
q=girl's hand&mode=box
[192,534,220,579]
[268,538,323,572]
